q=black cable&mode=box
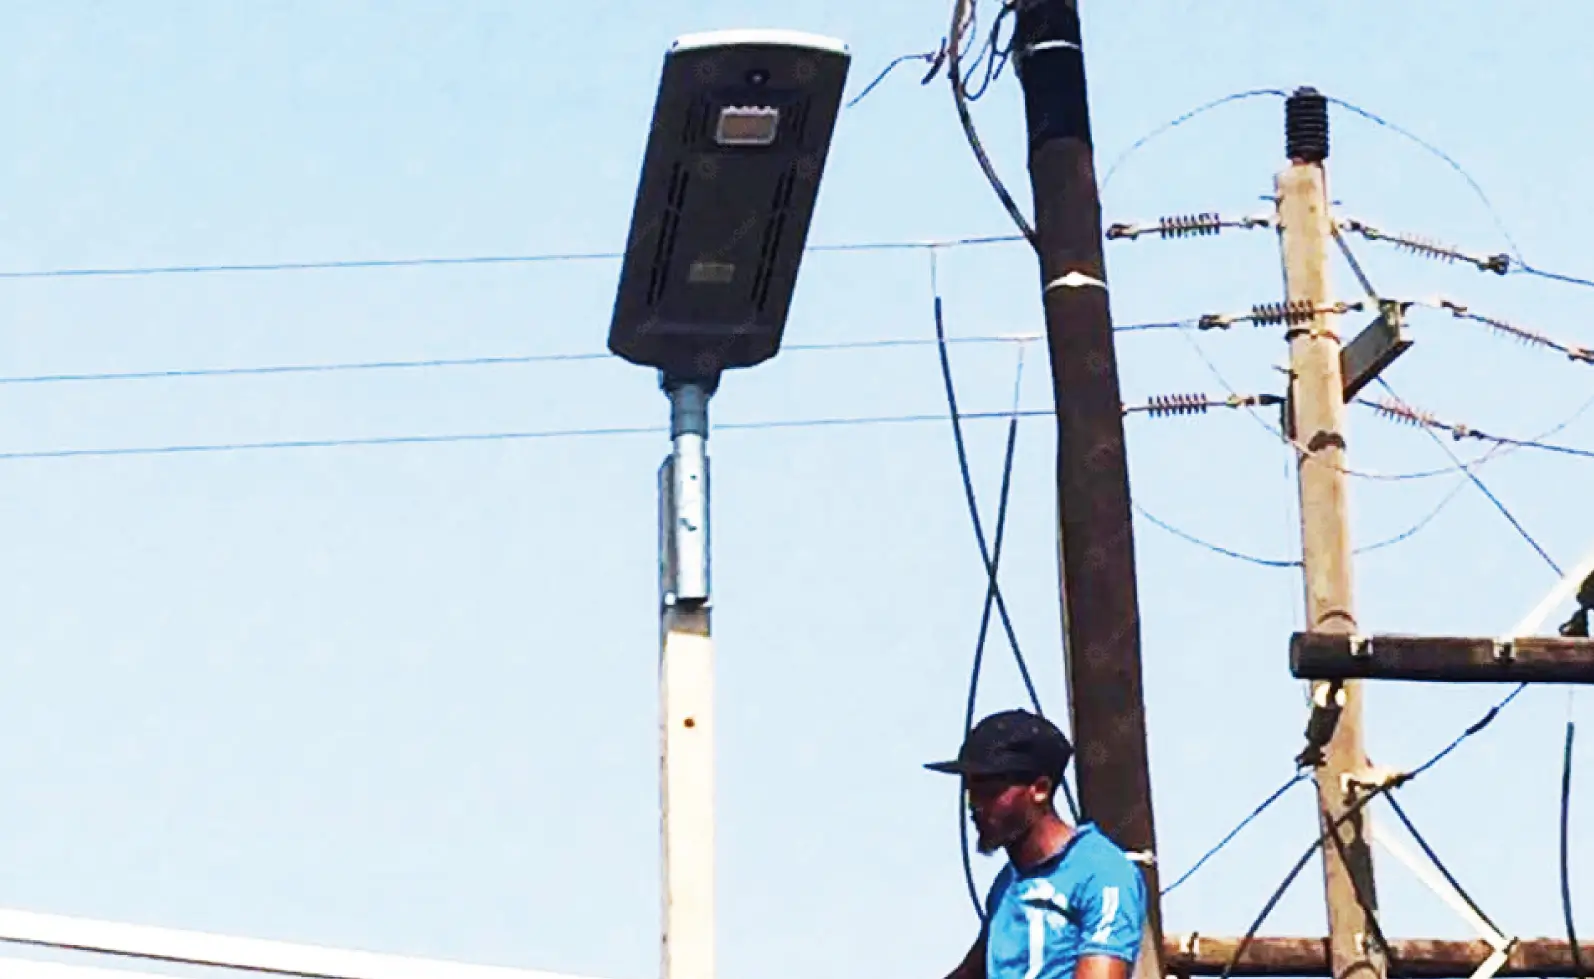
[958,405,1023,923]
[1100,89,1288,192]
[1517,264,1594,292]
[934,274,1081,919]
[1133,503,1300,569]
[1161,771,1309,895]
[1383,795,1502,937]
[1219,682,1527,979]
[946,0,1038,249]
[958,1,1016,102]
[935,294,1044,715]
[1562,719,1586,979]
[1134,476,1471,570]
[1322,95,1525,264]
[1324,95,1594,292]
[845,49,943,109]
[1373,378,1563,577]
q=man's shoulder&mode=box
[1058,825,1143,886]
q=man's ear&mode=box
[1030,776,1054,804]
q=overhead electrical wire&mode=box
[1326,94,1594,291]
[0,409,1062,463]
[1100,89,1289,192]
[1219,682,1529,979]
[1562,718,1586,979]
[1160,770,1311,896]
[0,333,1045,388]
[1372,378,1564,577]
[946,0,1038,249]
[931,249,1080,922]
[954,337,1028,922]
[0,233,1026,282]
[1383,795,1503,939]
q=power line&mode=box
[1100,89,1289,192]
[0,333,1045,388]
[844,47,944,109]
[1326,94,1594,293]
[957,349,1026,923]
[1161,771,1311,896]
[0,234,1026,282]
[0,409,1061,463]
[1561,719,1586,979]
[1359,394,1594,461]
[1133,504,1299,569]
[1418,299,1593,366]
[1219,682,1529,979]
[1367,379,1565,576]
[1322,95,1524,264]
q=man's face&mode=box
[966,773,1047,855]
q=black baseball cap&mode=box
[924,709,1073,782]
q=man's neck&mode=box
[1007,816,1076,870]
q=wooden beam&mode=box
[1163,935,1594,977]
[1291,632,1594,684]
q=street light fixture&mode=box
[606,28,849,979]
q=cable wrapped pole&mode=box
[1011,3,1163,977]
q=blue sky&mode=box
[0,2,1589,977]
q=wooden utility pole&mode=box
[1275,87,1386,979]
[1009,2,1163,976]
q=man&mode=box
[926,709,1148,979]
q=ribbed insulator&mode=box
[1285,86,1329,163]
[1147,393,1210,418]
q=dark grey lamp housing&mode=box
[607,29,851,383]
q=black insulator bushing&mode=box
[1285,86,1329,162]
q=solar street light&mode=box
[606,28,849,979]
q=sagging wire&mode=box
[1219,682,1529,979]
[931,251,1045,715]
[1132,504,1300,570]
[1365,380,1566,577]
[1326,95,1594,292]
[1100,89,1289,193]
[931,249,1078,920]
[1322,95,1525,265]
[955,338,1027,923]
[1160,771,1311,896]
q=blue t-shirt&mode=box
[984,823,1147,979]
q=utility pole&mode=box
[1275,87,1386,979]
[658,378,716,979]
[1010,3,1163,976]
